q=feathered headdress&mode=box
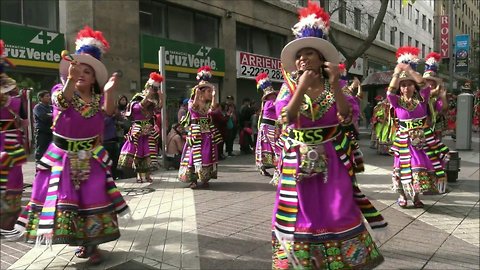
[395,46,420,83]
[59,26,109,87]
[338,63,348,89]
[423,52,442,83]
[196,66,212,82]
[146,72,164,88]
[395,46,420,70]
[74,26,110,60]
[256,72,278,100]
[0,39,17,94]
[0,40,15,74]
[280,0,339,73]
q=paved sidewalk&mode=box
[4,131,480,269]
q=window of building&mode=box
[408,36,412,46]
[399,0,403,14]
[194,13,218,47]
[0,0,58,31]
[407,4,412,20]
[428,19,432,33]
[421,44,425,58]
[140,1,165,37]
[354,8,361,30]
[140,1,219,47]
[236,23,286,58]
[339,0,346,24]
[422,14,426,30]
[399,31,404,46]
[368,15,374,31]
[380,22,385,41]
[168,6,194,43]
[415,9,419,24]
[415,40,419,48]
[390,29,396,45]
[322,0,329,11]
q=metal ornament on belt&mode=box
[68,150,92,190]
[298,143,328,181]
[408,129,426,149]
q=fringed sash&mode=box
[0,130,27,194]
[391,125,449,186]
[274,129,369,240]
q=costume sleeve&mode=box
[51,83,69,110]
[387,92,399,108]
[434,98,443,112]
[345,94,360,122]
[420,86,431,102]
[275,83,292,124]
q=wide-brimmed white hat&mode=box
[280,2,339,73]
[0,73,17,94]
[256,72,278,100]
[422,52,442,84]
[59,26,109,87]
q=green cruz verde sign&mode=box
[141,35,225,76]
[0,22,65,69]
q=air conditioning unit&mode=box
[390,26,398,31]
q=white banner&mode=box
[236,51,283,82]
[339,54,364,75]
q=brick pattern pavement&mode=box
[3,131,479,269]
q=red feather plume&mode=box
[149,72,164,83]
[0,40,4,56]
[426,52,441,62]
[197,65,212,73]
[76,26,110,51]
[395,46,419,59]
[298,1,330,28]
[255,72,269,83]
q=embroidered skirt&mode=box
[16,143,129,246]
[255,122,277,170]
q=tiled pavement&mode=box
[3,131,480,269]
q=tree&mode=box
[319,0,389,70]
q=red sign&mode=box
[440,15,449,58]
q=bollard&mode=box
[445,151,461,182]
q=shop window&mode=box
[1,0,58,31]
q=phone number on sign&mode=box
[239,65,283,81]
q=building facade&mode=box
[1,0,446,115]
[434,0,480,89]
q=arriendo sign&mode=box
[440,15,449,59]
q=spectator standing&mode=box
[210,102,228,160]
[225,95,237,156]
[33,89,53,163]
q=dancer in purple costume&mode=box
[14,26,129,265]
[178,66,222,189]
[271,3,386,269]
[0,39,28,237]
[387,46,449,208]
[119,72,163,183]
[255,73,279,177]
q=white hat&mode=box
[280,2,339,73]
[59,26,109,87]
